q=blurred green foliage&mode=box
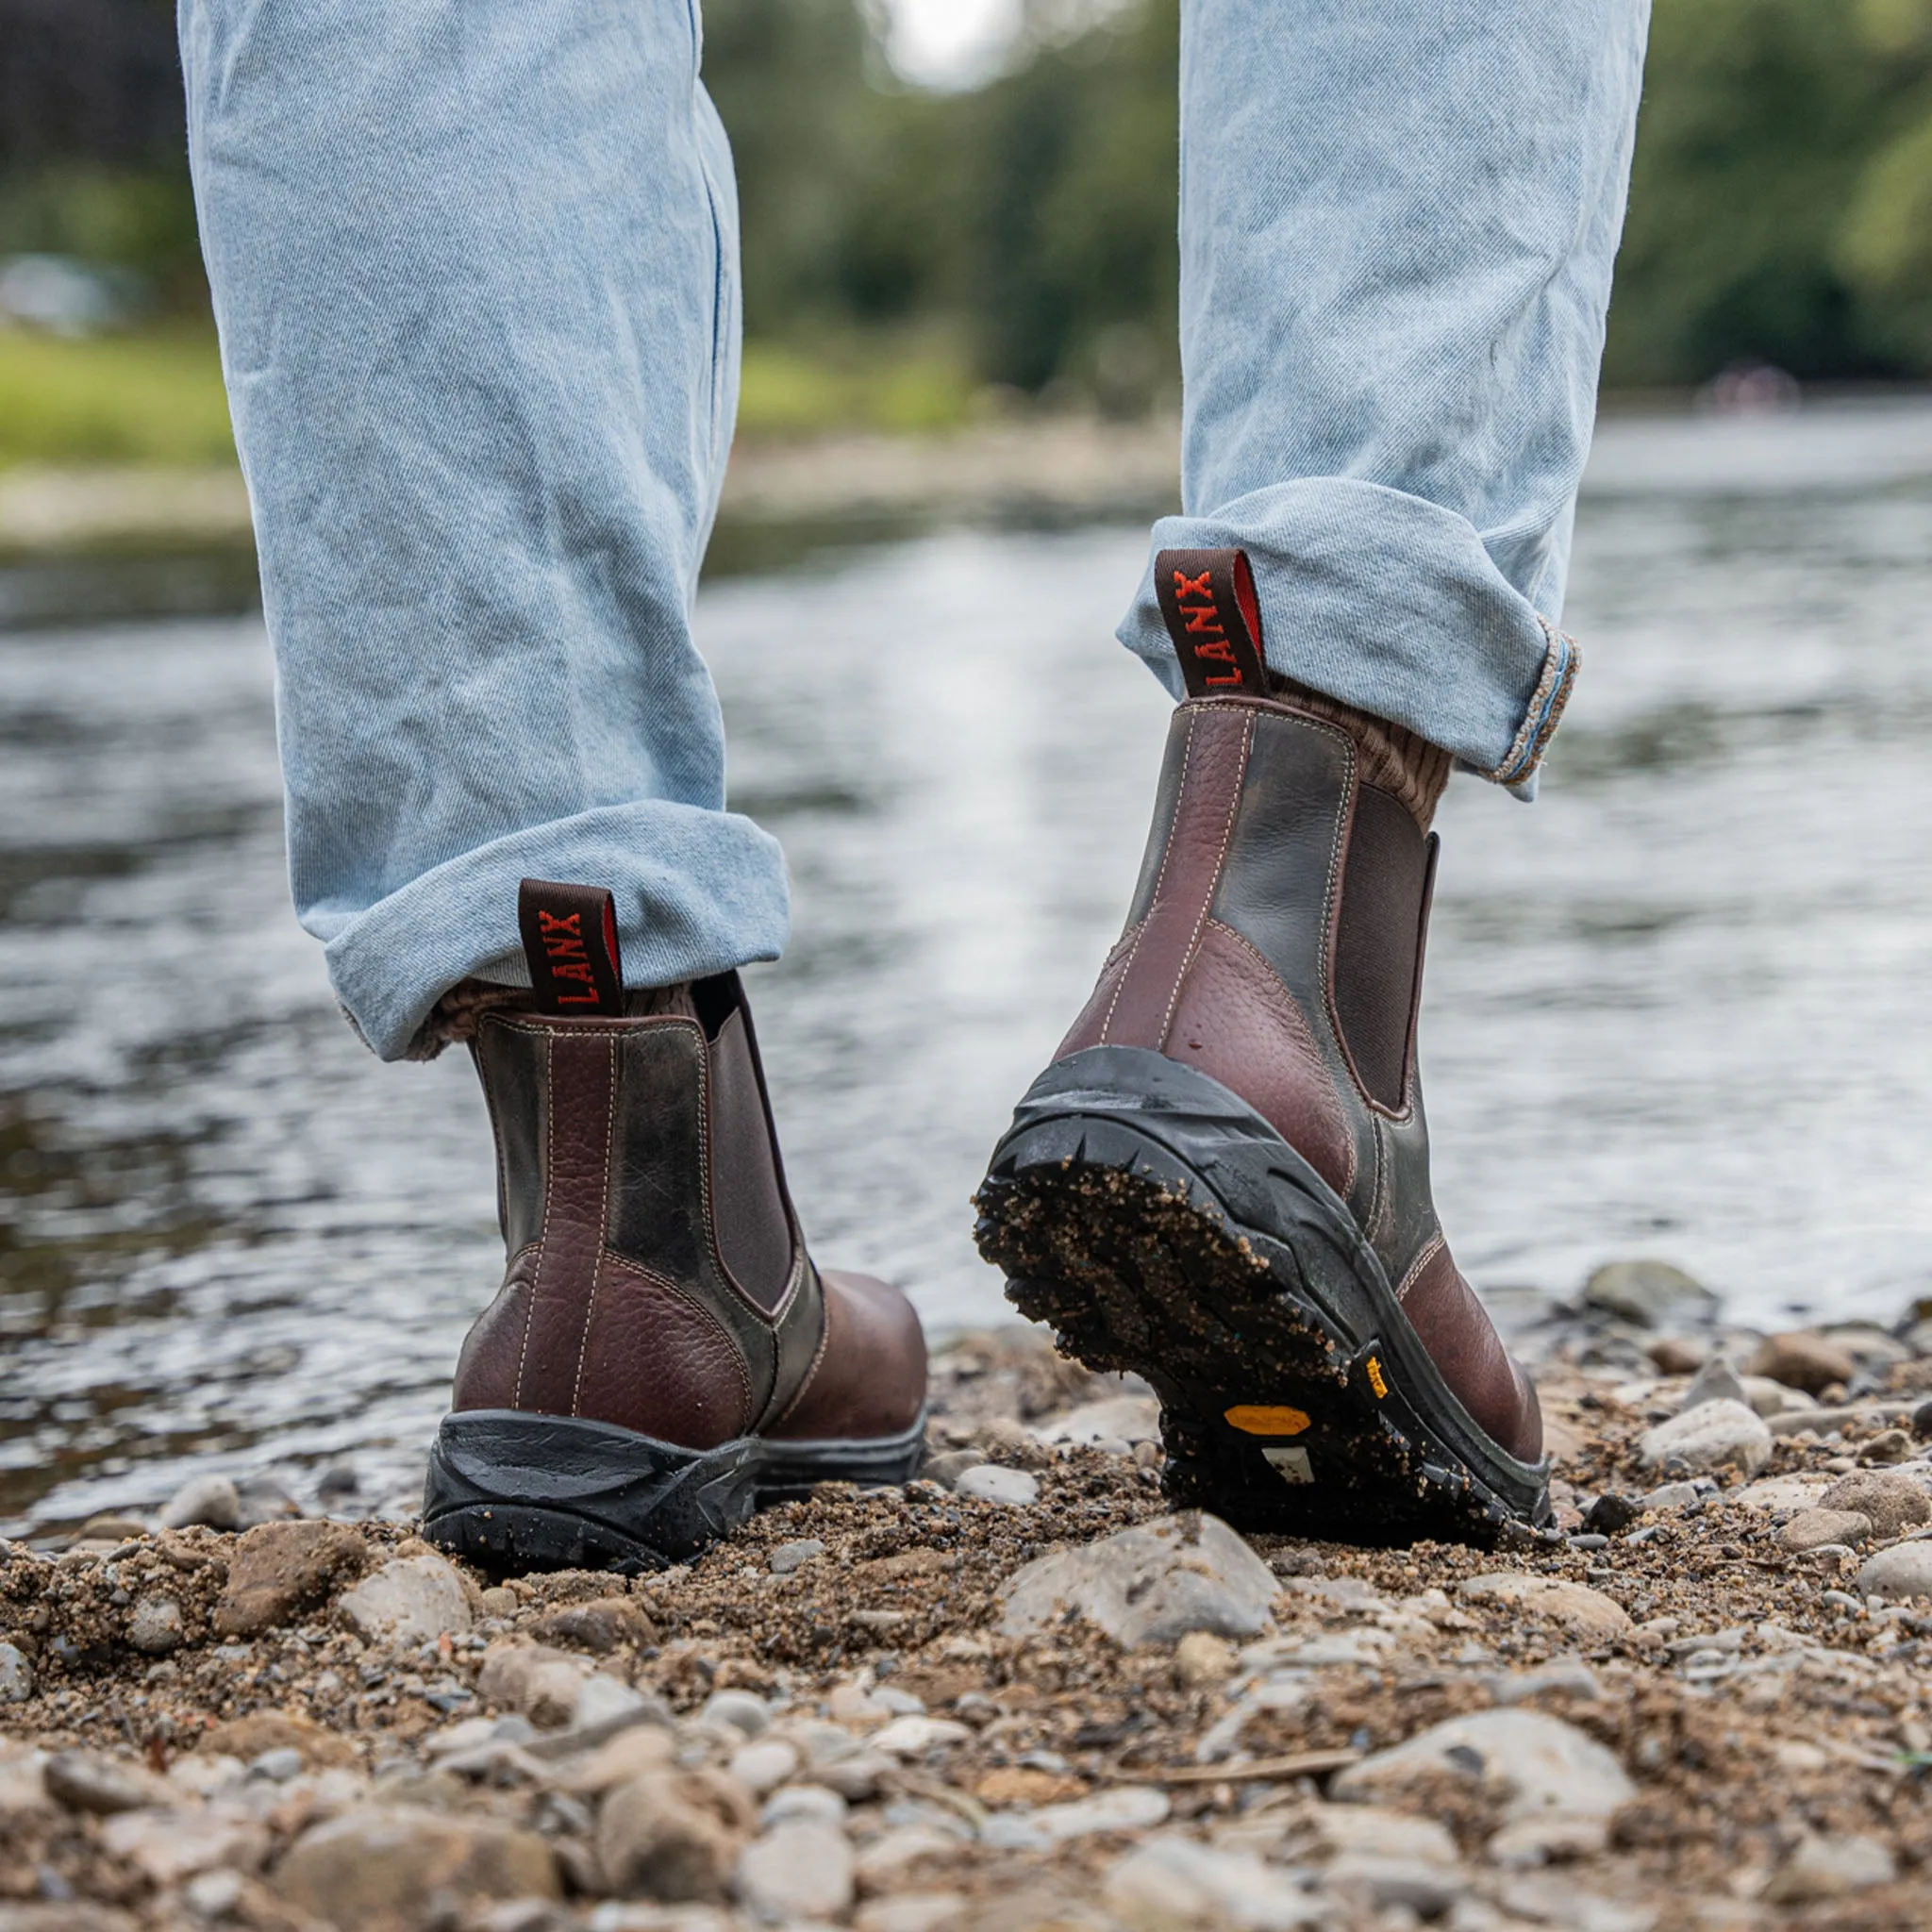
[706,0,1179,406]
[21,0,1932,468]
[0,328,233,466]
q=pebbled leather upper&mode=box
[453,976,926,1450]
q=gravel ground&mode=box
[9,1299,1932,1932]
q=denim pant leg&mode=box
[1121,0,1652,791]
[179,0,787,1060]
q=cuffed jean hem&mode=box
[309,801,791,1060]
[1118,479,1581,792]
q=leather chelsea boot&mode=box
[424,880,927,1573]
[974,551,1547,1543]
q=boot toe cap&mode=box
[769,1268,927,1441]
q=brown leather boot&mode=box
[424,880,927,1574]
[974,550,1547,1542]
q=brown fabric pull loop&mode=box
[518,878,624,1015]
[1155,546,1269,698]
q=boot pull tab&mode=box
[1155,547,1269,698]
[518,878,624,1015]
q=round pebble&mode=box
[158,1474,242,1533]
[1777,1509,1873,1554]
[955,1464,1040,1507]
[737,1820,855,1924]
[698,1688,772,1738]
[125,1597,184,1656]
[769,1538,825,1575]
[0,1641,33,1703]
[762,1784,848,1828]
[729,1739,801,1794]
[1857,1542,1932,1603]
[1819,1473,1932,1541]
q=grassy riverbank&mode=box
[0,327,991,477]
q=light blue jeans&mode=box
[180,0,1651,1061]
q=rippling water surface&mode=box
[8,404,1932,1532]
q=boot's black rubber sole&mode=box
[422,1407,927,1575]
[974,1046,1549,1546]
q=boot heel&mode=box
[975,1048,1549,1545]
[423,1410,761,1574]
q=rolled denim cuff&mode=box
[311,801,791,1060]
[1119,480,1580,793]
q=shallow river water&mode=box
[8,403,1932,1533]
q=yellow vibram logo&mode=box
[1224,1404,1311,1437]
[1366,1357,1389,1399]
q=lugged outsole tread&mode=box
[975,1152,1538,1548]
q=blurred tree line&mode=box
[15,0,1932,401]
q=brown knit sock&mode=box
[1269,674,1453,830]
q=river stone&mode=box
[338,1553,472,1644]
[1748,1331,1857,1395]
[0,1642,34,1702]
[1764,1833,1896,1902]
[1030,1786,1171,1841]
[1458,1574,1631,1642]
[1487,1813,1610,1867]
[1733,1474,1832,1512]
[125,1597,184,1655]
[955,1464,1040,1507]
[1296,1804,1460,1867]
[559,1674,658,1742]
[234,1473,303,1528]
[160,1473,242,1532]
[999,1512,1275,1647]
[1819,1472,1932,1541]
[212,1520,369,1638]
[1105,1834,1325,1929]
[1777,1509,1873,1553]
[769,1538,825,1574]
[600,1768,755,1902]
[1036,1395,1162,1445]
[476,1643,590,1727]
[869,1716,970,1759]
[1581,1260,1716,1329]
[1333,1710,1635,1823]
[920,1448,986,1491]
[275,1807,558,1928]
[765,1784,847,1830]
[1740,1375,1814,1417]
[1678,1356,1747,1413]
[727,1739,799,1795]
[698,1689,772,1739]
[100,1807,269,1888]
[1641,1481,1704,1512]
[1637,1399,1771,1474]
[737,1821,855,1924]
[1822,1324,1913,1369]
[853,1824,966,1893]
[808,1749,892,1801]
[43,1751,173,1816]
[1174,1630,1237,1687]
[529,1595,656,1654]
[538,1726,665,1803]
[1856,1542,1932,1601]
[1325,1851,1471,1916]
